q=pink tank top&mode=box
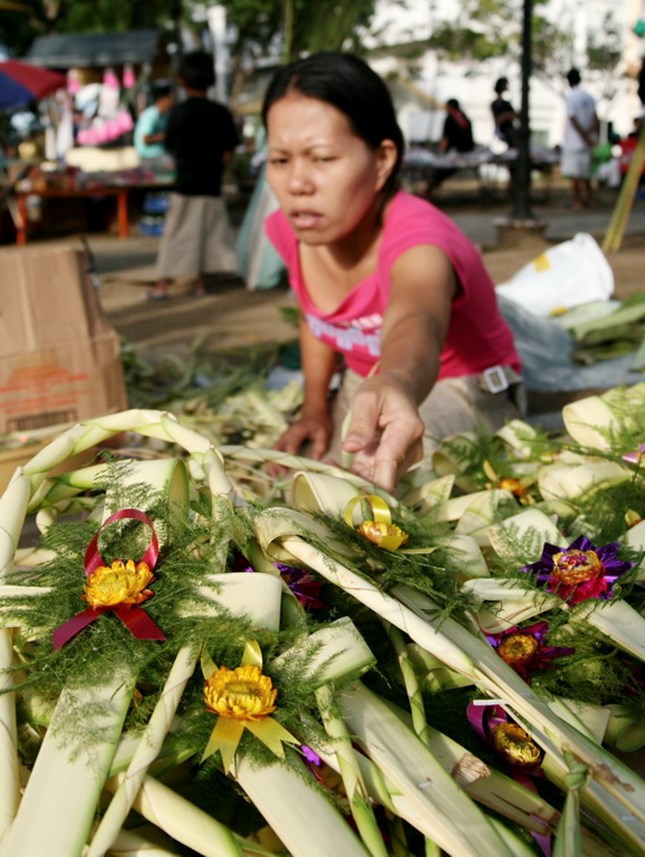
[266,190,521,378]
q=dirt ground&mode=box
[97,228,645,362]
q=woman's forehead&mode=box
[266,94,355,143]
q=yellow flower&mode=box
[205,664,277,722]
[491,722,543,768]
[84,559,154,608]
[498,477,528,496]
[497,633,540,668]
[550,549,603,586]
[358,520,409,550]
[344,494,411,551]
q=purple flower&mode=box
[486,620,575,681]
[622,444,645,464]
[275,563,325,609]
[301,745,322,766]
[521,535,633,606]
[232,552,325,610]
[467,703,551,855]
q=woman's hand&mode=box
[341,374,424,492]
[273,406,334,460]
[272,317,337,462]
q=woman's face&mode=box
[266,93,396,246]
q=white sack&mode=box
[495,232,614,317]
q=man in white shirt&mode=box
[561,67,598,208]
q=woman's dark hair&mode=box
[494,77,508,95]
[262,52,405,195]
[179,50,215,91]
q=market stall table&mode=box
[13,184,130,245]
[401,144,559,199]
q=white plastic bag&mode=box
[495,232,614,317]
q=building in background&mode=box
[366,0,644,148]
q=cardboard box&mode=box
[0,243,128,433]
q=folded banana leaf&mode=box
[567,293,645,365]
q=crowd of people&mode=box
[413,67,600,207]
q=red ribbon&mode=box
[52,509,166,650]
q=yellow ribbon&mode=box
[241,639,263,668]
[345,494,407,550]
[202,716,244,771]
[201,640,299,774]
[344,494,393,528]
[343,494,439,554]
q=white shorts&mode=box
[560,149,592,180]
[155,194,237,279]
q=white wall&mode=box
[372,54,568,149]
[368,0,645,147]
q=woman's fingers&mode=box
[342,379,424,491]
[273,418,331,460]
[350,427,423,492]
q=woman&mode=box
[263,53,523,493]
[491,76,519,149]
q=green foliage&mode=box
[289,0,376,57]
[427,21,509,62]
[534,640,644,709]
[1,0,182,56]
[530,12,575,80]
[200,0,378,63]
[310,508,476,628]
[210,0,282,58]
[426,0,574,81]
[120,336,282,411]
[58,0,180,33]
[587,12,622,75]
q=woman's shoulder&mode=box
[385,190,462,237]
[379,190,478,275]
[388,189,430,215]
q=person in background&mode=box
[561,67,598,209]
[426,98,475,194]
[263,52,524,493]
[618,116,645,186]
[491,77,519,148]
[133,81,175,163]
[148,50,239,300]
[439,99,474,155]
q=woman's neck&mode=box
[299,192,394,310]
[324,191,391,271]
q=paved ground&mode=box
[85,183,645,359]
